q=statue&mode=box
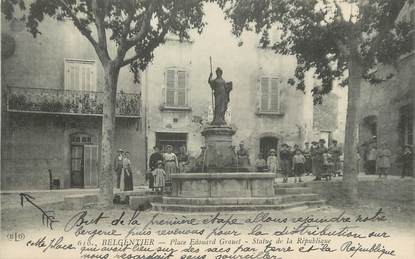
[208,67,232,125]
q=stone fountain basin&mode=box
[170,172,275,198]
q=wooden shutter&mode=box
[70,145,84,188]
[177,70,187,106]
[166,69,176,106]
[65,62,76,90]
[80,63,96,92]
[84,145,99,187]
[260,77,269,111]
[65,60,96,91]
[270,78,279,112]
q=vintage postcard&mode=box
[1,0,414,258]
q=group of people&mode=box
[255,139,343,183]
[147,145,189,194]
[113,149,134,191]
[361,137,413,178]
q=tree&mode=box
[2,0,206,207]
[216,0,414,203]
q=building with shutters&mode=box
[1,3,327,191]
[1,16,145,190]
[140,5,317,165]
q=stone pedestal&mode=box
[201,125,237,172]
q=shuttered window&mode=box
[64,59,97,92]
[259,76,280,113]
[164,68,189,107]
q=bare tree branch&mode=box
[125,1,155,49]
[58,0,110,65]
[115,0,136,61]
[121,29,168,67]
[333,0,345,22]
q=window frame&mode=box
[256,75,282,115]
[161,66,191,110]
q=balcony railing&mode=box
[7,86,141,117]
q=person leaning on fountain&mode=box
[152,160,166,194]
[237,142,250,171]
[163,145,178,183]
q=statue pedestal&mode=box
[201,125,237,172]
[152,172,278,211]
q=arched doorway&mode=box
[259,136,279,158]
[70,133,98,188]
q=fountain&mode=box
[152,68,277,212]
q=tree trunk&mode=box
[342,50,362,204]
[98,63,120,208]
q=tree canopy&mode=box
[2,0,207,81]
[215,0,414,103]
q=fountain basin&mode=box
[170,172,275,198]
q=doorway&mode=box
[260,136,278,158]
[156,132,187,154]
[70,133,99,188]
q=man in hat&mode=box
[113,148,124,189]
[148,146,163,190]
[279,143,292,183]
[400,144,413,178]
[310,141,318,178]
[313,139,328,181]
[329,140,343,176]
[303,142,312,175]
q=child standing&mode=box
[255,153,267,172]
[152,160,166,194]
[267,149,278,180]
[377,143,391,178]
[292,150,305,183]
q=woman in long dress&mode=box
[177,145,189,173]
[237,142,250,172]
[163,145,178,183]
[122,151,134,191]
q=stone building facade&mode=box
[358,2,414,175]
[1,16,146,190]
[312,87,347,146]
[1,4,334,190]
[359,54,414,175]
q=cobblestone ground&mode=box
[1,174,414,259]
